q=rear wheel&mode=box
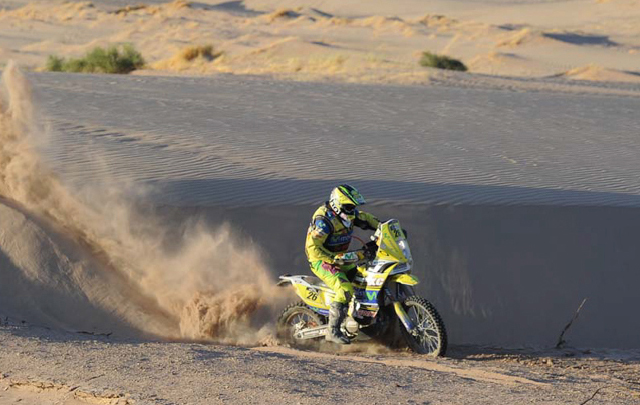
[400,296,448,357]
[276,302,325,346]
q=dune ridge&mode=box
[559,64,640,83]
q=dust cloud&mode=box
[0,61,286,344]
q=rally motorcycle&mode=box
[276,219,447,356]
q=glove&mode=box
[333,251,360,265]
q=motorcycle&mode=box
[276,219,447,356]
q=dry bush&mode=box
[113,4,147,15]
[180,45,219,62]
[268,8,300,22]
[419,51,467,71]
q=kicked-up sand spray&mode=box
[0,61,287,343]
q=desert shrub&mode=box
[180,45,219,62]
[419,51,467,71]
[269,8,300,20]
[45,44,145,74]
[113,4,147,15]
[46,55,64,72]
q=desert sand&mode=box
[2,324,640,404]
[0,0,639,84]
[2,0,640,404]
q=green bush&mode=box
[45,44,145,74]
[419,52,467,72]
[46,55,64,72]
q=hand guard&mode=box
[333,251,361,265]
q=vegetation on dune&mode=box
[179,45,220,62]
[45,56,64,72]
[46,44,145,74]
[267,8,301,22]
[149,44,223,72]
[419,51,467,72]
[113,4,147,15]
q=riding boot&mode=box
[326,302,350,344]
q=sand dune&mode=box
[495,27,549,48]
[1,0,639,83]
[560,64,640,82]
[0,68,635,348]
[2,2,640,404]
[28,71,640,207]
[2,1,640,351]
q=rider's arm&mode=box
[354,210,380,231]
[305,217,337,264]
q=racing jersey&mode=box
[305,202,380,264]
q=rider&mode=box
[305,184,380,344]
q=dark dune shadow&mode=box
[311,41,340,48]
[543,32,618,47]
[309,8,334,18]
[146,177,640,207]
[149,178,640,349]
[498,24,528,31]
[190,1,264,17]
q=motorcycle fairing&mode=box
[372,219,412,266]
[389,273,419,285]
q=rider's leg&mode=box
[343,263,358,283]
[327,301,349,344]
[310,261,355,344]
[309,261,355,304]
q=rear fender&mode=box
[278,275,332,310]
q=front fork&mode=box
[387,284,416,332]
[393,302,415,332]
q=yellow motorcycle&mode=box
[277,219,447,356]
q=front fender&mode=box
[389,273,419,286]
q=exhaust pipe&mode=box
[294,325,328,340]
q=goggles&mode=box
[342,204,356,214]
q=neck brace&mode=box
[338,211,352,228]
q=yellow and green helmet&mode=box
[329,184,366,217]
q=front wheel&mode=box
[400,296,448,357]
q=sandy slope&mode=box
[0,66,639,350]
[0,198,178,338]
[1,0,639,83]
[30,72,640,206]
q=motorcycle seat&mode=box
[305,276,328,289]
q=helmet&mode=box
[329,184,366,221]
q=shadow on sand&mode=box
[150,178,640,349]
